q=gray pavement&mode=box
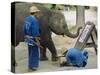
[15,41,97,73]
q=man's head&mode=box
[29,6,40,17]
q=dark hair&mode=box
[30,12,36,15]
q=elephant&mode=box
[11,2,81,63]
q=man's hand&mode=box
[35,37,41,47]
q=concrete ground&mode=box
[15,35,97,73]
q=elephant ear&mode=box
[49,11,66,35]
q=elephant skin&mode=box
[11,2,81,62]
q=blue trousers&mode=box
[28,45,39,68]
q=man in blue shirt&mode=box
[23,6,40,71]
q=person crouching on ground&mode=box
[66,48,88,67]
[61,48,88,67]
[23,6,40,71]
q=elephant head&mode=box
[49,10,82,38]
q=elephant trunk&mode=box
[64,27,82,38]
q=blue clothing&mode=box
[23,15,40,68]
[28,45,39,68]
[24,36,38,46]
[66,48,88,67]
[23,15,40,37]
[23,15,40,46]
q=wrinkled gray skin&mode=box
[12,2,81,61]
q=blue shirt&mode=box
[23,15,40,46]
[66,48,88,67]
[23,15,40,37]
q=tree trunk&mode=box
[76,6,85,28]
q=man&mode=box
[23,6,40,71]
[65,48,88,67]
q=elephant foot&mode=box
[52,56,58,61]
[40,56,48,61]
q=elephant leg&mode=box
[44,38,58,61]
[40,42,48,61]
